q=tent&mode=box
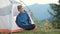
[0,0,34,33]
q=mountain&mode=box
[25,4,52,21]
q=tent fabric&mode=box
[0,0,34,32]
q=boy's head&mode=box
[17,5,24,13]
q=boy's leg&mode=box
[22,24,38,30]
[33,26,38,30]
[27,24,38,30]
[18,24,38,30]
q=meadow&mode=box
[13,20,60,34]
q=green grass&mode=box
[13,29,60,34]
[13,20,60,34]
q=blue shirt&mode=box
[16,11,31,26]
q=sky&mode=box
[16,0,59,5]
[0,0,58,8]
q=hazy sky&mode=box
[0,0,58,8]
[16,0,58,5]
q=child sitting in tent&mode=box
[16,5,38,30]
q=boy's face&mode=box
[18,7,24,13]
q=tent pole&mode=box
[9,0,13,34]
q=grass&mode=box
[13,29,60,34]
[13,20,60,34]
[0,29,60,34]
[1,20,60,34]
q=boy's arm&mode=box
[25,11,35,24]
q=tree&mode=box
[49,0,60,29]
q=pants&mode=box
[18,24,35,30]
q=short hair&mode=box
[17,5,22,10]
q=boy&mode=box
[16,5,38,30]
